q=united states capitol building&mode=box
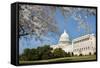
[51,30,96,56]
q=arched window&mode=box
[84,48,85,50]
[92,47,94,49]
[82,48,84,50]
[74,49,76,51]
[88,47,89,49]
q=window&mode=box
[82,48,83,50]
[88,47,89,49]
[84,48,85,50]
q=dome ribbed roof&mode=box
[59,30,69,42]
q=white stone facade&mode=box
[73,34,96,56]
[51,30,96,56]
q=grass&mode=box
[19,55,96,64]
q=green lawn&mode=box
[19,55,96,64]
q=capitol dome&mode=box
[59,30,69,42]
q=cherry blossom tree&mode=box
[19,4,96,40]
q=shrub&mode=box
[79,53,82,56]
[53,48,67,58]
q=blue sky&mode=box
[19,7,96,54]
